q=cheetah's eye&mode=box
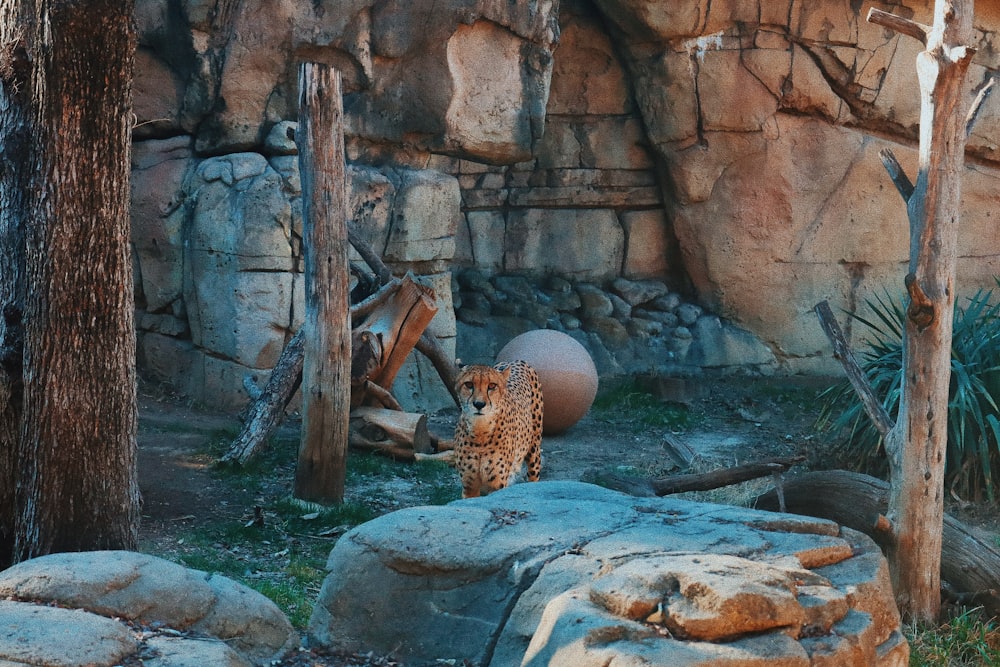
[487,383,498,392]
[463,381,475,390]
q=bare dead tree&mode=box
[855,1,981,623]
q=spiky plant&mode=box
[821,282,1000,501]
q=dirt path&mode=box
[137,376,828,538]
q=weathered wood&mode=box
[877,148,914,201]
[347,224,461,406]
[220,276,436,465]
[294,63,350,504]
[866,0,976,623]
[350,407,432,454]
[362,273,438,396]
[221,329,304,466]
[662,433,697,469]
[813,301,893,437]
[867,8,931,44]
[755,470,1000,618]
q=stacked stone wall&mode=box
[129,0,1000,407]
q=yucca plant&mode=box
[821,281,1000,501]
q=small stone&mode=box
[544,289,582,312]
[609,293,632,320]
[457,308,489,326]
[492,274,537,303]
[584,316,629,347]
[264,120,298,156]
[545,276,574,293]
[676,303,703,326]
[673,326,692,339]
[460,291,491,313]
[576,283,614,319]
[633,308,678,328]
[650,292,682,312]
[627,317,663,337]
[610,277,670,306]
[560,313,582,330]
[457,269,493,293]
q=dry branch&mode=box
[221,274,435,465]
[813,301,894,437]
[349,407,432,454]
[877,148,914,202]
[348,223,460,406]
[592,455,804,497]
[221,329,304,465]
[867,8,930,44]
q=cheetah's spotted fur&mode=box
[452,360,543,498]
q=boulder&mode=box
[308,481,908,666]
[0,551,298,667]
[497,329,599,434]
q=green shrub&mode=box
[821,283,1000,501]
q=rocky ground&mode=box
[132,374,868,666]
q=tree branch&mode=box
[966,77,996,138]
[867,8,931,45]
[878,148,914,202]
[813,301,895,437]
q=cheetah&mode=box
[452,360,543,499]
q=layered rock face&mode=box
[131,0,1000,405]
[308,481,908,666]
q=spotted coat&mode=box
[452,360,543,498]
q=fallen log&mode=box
[221,329,305,465]
[590,455,804,498]
[754,470,1000,617]
[350,407,432,454]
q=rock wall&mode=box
[131,0,1000,407]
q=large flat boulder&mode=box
[0,551,298,667]
[308,480,907,666]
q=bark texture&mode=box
[294,62,350,503]
[0,0,139,564]
[868,1,975,623]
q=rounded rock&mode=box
[497,330,598,435]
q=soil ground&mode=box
[137,375,825,537]
[132,374,994,665]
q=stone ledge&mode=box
[307,481,907,666]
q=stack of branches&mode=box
[219,224,459,466]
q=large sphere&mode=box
[497,330,598,435]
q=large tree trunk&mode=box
[294,62,350,504]
[0,0,139,563]
[866,2,975,623]
[0,0,31,566]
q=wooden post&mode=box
[867,1,976,623]
[294,63,350,503]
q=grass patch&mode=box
[146,444,462,627]
[907,608,1000,666]
[592,380,696,432]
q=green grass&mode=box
[591,380,696,432]
[147,441,462,628]
[907,608,1000,666]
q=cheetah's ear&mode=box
[499,364,512,381]
[455,358,466,371]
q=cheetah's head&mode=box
[455,364,510,420]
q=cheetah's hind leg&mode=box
[525,440,541,482]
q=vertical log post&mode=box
[867,2,976,623]
[294,63,350,503]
